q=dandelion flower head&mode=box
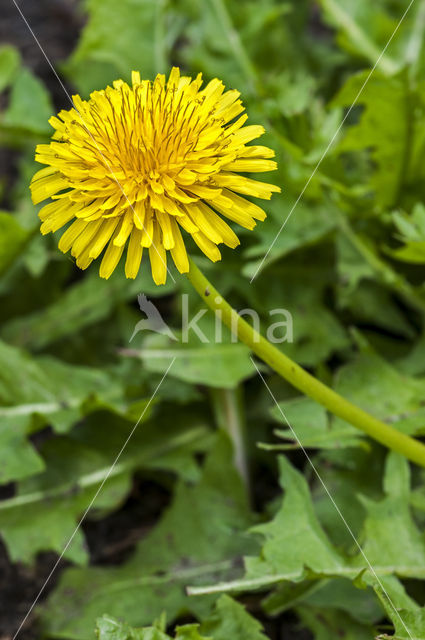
[30,67,280,284]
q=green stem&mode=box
[186,257,425,469]
[210,386,249,490]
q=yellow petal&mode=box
[31,171,69,205]
[149,223,167,285]
[75,244,94,270]
[71,219,103,257]
[214,173,281,199]
[141,209,154,247]
[99,232,125,279]
[192,231,221,262]
[197,202,240,248]
[222,159,277,173]
[40,203,76,234]
[89,218,120,259]
[229,125,265,146]
[125,228,144,278]
[58,219,88,253]
[132,200,146,230]
[218,189,267,221]
[185,202,222,244]
[114,211,134,246]
[170,217,189,273]
[156,211,175,250]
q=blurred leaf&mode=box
[124,314,256,389]
[0,211,32,276]
[390,204,425,264]
[312,446,384,548]
[319,0,399,73]
[332,351,425,436]
[0,339,128,482]
[1,269,176,350]
[1,67,53,137]
[301,578,383,624]
[245,250,349,367]
[40,435,257,638]
[243,197,337,274]
[0,45,21,92]
[267,396,362,450]
[296,605,375,640]
[64,0,173,96]
[0,411,209,565]
[0,416,45,486]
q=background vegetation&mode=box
[2,0,425,638]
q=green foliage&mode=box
[390,203,425,263]
[40,436,257,638]
[3,1,425,639]
[0,45,21,92]
[333,72,408,208]
[0,211,32,276]
[64,0,175,96]
[374,581,425,639]
[1,67,53,143]
[95,595,267,640]
[0,410,209,565]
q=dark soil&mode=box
[0,480,171,640]
[0,0,83,99]
[0,0,82,210]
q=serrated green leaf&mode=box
[372,577,425,640]
[390,204,425,264]
[200,595,267,640]
[189,451,425,597]
[353,452,425,575]
[333,72,407,208]
[243,456,347,585]
[96,615,175,640]
[95,595,266,640]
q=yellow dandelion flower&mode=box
[30,67,280,284]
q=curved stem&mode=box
[186,257,425,469]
